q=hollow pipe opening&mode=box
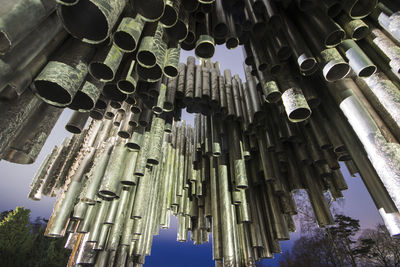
[352,25,369,40]
[325,30,345,47]
[226,37,239,50]
[117,80,135,94]
[324,62,350,82]
[160,6,178,27]
[137,51,156,68]
[59,0,109,43]
[33,80,72,105]
[69,91,95,111]
[358,65,377,78]
[164,66,178,78]
[89,63,114,81]
[113,32,136,52]
[350,0,377,18]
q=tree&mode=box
[0,208,69,267]
[327,215,360,267]
[279,214,361,267]
[0,210,13,221]
[28,224,70,267]
[355,224,400,267]
[279,230,341,267]
[0,207,34,267]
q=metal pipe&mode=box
[195,13,215,59]
[349,76,398,143]
[338,39,376,77]
[0,0,56,55]
[0,12,63,93]
[355,72,400,141]
[164,46,180,78]
[364,28,400,75]
[65,111,89,134]
[90,44,124,82]
[58,0,126,44]
[134,131,151,176]
[166,8,189,42]
[317,0,342,17]
[217,155,237,266]
[113,15,145,52]
[28,145,59,200]
[32,38,94,106]
[322,85,400,236]
[147,116,166,165]
[2,101,62,164]
[336,13,369,41]
[185,56,196,103]
[341,0,377,19]
[99,138,127,198]
[329,78,400,212]
[281,14,316,72]
[69,75,104,112]
[277,71,311,122]
[370,3,400,44]
[160,0,180,28]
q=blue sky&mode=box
[0,45,383,266]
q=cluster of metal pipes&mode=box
[0,0,400,266]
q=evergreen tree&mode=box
[0,207,34,267]
[0,208,69,267]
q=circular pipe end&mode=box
[33,80,72,106]
[160,6,178,28]
[195,36,215,59]
[358,65,377,78]
[323,60,350,82]
[226,37,239,50]
[113,31,137,52]
[65,125,82,134]
[137,51,156,68]
[59,0,109,44]
[118,131,131,139]
[325,30,345,47]
[89,62,114,81]
[351,25,369,40]
[164,65,178,78]
[117,80,136,94]
[289,108,312,122]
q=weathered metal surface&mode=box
[1,2,400,266]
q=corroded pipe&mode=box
[66,111,90,134]
[32,38,94,106]
[89,44,124,82]
[160,0,180,28]
[2,101,62,164]
[69,75,104,112]
[58,0,126,44]
[0,0,56,55]
[370,3,400,43]
[99,138,127,198]
[113,15,145,53]
[336,13,369,41]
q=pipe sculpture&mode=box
[0,1,400,267]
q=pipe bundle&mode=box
[0,0,400,266]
